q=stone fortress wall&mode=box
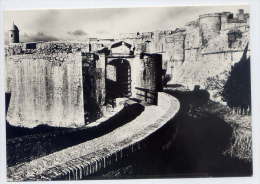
[118,9,250,102]
[172,9,250,102]
[5,40,162,128]
[5,9,249,127]
[5,42,91,128]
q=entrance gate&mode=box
[106,59,131,98]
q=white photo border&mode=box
[0,0,259,184]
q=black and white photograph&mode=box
[2,2,256,182]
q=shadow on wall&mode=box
[5,93,11,115]
[162,74,172,87]
[83,71,102,122]
[166,84,184,89]
[82,57,101,123]
[221,43,251,115]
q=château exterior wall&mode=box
[199,13,222,47]
[5,9,250,126]
[5,40,163,127]
[6,52,85,128]
[5,42,108,128]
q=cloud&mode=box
[4,6,249,43]
[4,31,58,45]
[96,29,109,34]
[22,32,59,42]
[67,29,87,36]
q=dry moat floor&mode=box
[91,87,252,179]
[6,87,252,179]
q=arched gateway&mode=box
[106,59,131,98]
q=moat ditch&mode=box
[5,88,252,179]
[86,88,252,179]
[6,101,144,167]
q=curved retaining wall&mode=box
[7,92,180,181]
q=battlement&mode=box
[185,20,199,27]
[199,13,222,19]
[5,41,94,56]
[199,9,249,26]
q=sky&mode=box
[3,5,249,44]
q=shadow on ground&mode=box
[94,88,252,178]
[6,103,144,167]
[6,88,252,178]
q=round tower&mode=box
[199,13,221,46]
[9,22,19,43]
[220,12,233,24]
[237,9,245,21]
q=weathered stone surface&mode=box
[5,41,109,128]
[117,11,250,98]
[5,41,90,56]
[160,11,250,103]
[5,9,250,125]
[6,52,85,128]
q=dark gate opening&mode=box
[106,59,131,100]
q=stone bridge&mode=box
[7,92,180,181]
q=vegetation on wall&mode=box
[204,44,251,115]
[221,50,251,114]
[204,71,229,99]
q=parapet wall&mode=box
[5,41,90,56]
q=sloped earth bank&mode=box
[90,87,252,179]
